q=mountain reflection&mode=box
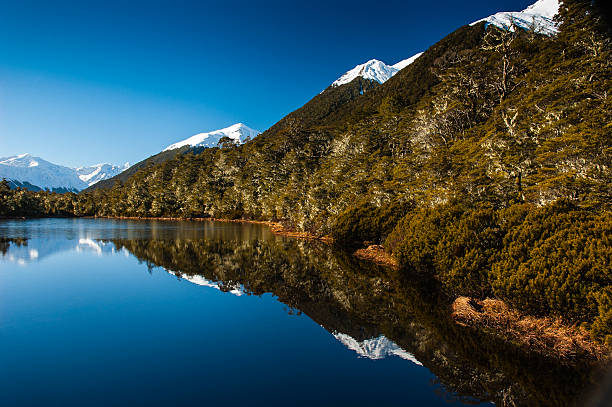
[0,219,605,407]
[168,269,245,296]
[333,333,423,365]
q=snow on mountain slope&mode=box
[76,162,130,186]
[0,154,130,191]
[330,53,423,88]
[331,59,397,87]
[164,123,261,152]
[0,154,88,192]
[470,0,559,35]
[392,52,424,71]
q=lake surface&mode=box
[0,218,603,406]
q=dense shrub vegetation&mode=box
[331,200,413,247]
[1,1,610,343]
[386,200,612,344]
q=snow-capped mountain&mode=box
[0,154,88,192]
[76,163,130,186]
[330,53,423,88]
[470,0,559,36]
[329,0,558,90]
[0,153,130,192]
[164,123,261,152]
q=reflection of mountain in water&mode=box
[333,333,422,365]
[0,219,605,406]
[167,269,244,296]
[0,237,118,264]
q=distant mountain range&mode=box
[0,154,130,192]
[2,124,261,192]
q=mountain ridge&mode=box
[0,153,130,192]
[164,123,260,151]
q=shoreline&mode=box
[88,215,335,243]
[353,245,399,269]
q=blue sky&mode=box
[0,0,534,167]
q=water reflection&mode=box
[333,333,422,365]
[0,218,606,407]
[168,269,245,296]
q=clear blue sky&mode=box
[0,0,534,167]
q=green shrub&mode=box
[387,199,611,341]
[491,202,611,339]
[332,200,413,247]
[385,202,464,274]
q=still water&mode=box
[0,219,601,406]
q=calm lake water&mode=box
[0,219,603,406]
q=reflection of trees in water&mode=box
[0,237,28,255]
[109,237,602,407]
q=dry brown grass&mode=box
[354,245,399,269]
[452,296,610,360]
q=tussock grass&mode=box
[452,296,610,361]
[354,245,399,269]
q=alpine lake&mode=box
[0,218,605,406]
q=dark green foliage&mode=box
[331,199,413,247]
[387,200,611,341]
[385,202,464,274]
[491,201,612,343]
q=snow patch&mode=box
[392,52,424,71]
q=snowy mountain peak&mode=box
[1,153,39,168]
[164,123,261,152]
[330,52,423,88]
[0,154,87,191]
[331,59,393,87]
[0,154,130,191]
[76,162,131,186]
[471,0,560,36]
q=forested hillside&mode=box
[2,1,610,344]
